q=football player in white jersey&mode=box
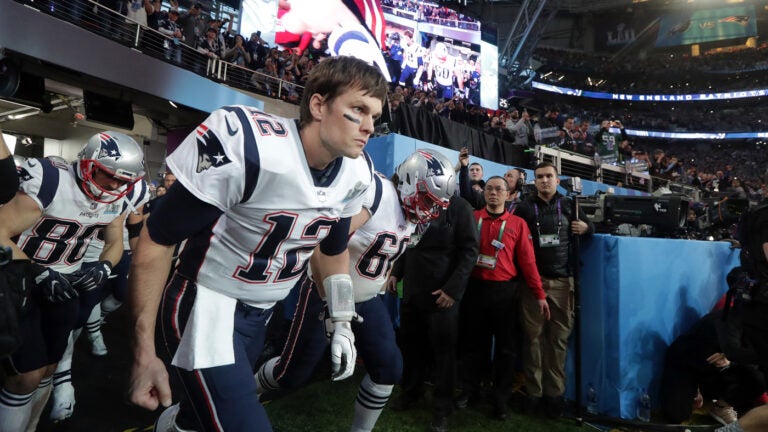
[255,149,456,432]
[127,56,388,432]
[0,132,145,432]
[427,42,460,100]
[48,167,149,423]
[399,30,424,87]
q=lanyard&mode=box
[477,217,506,258]
[533,198,561,238]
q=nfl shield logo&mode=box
[317,190,327,203]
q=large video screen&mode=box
[239,0,498,110]
[381,0,498,110]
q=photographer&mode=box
[0,129,18,206]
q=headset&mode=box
[513,167,526,192]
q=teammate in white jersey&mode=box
[127,56,388,432]
[399,30,424,87]
[48,167,149,423]
[0,132,145,432]
[428,42,460,100]
[255,149,456,432]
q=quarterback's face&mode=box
[318,87,382,160]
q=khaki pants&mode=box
[520,276,574,398]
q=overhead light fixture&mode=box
[169,101,178,108]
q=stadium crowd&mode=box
[534,45,768,94]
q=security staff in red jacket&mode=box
[456,175,549,421]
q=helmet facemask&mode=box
[402,180,450,224]
[396,149,456,225]
[78,159,139,204]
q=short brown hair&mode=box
[534,161,559,175]
[299,56,388,129]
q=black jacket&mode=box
[392,195,478,303]
[458,165,484,210]
[513,192,594,278]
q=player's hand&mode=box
[538,299,551,320]
[330,321,357,381]
[68,261,112,292]
[127,355,172,410]
[32,265,78,303]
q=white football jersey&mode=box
[432,56,456,87]
[15,158,132,274]
[81,178,150,262]
[348,173,414,302]
[402,42,421,69]
[167,106,373,308]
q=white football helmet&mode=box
[395,149,455,224]
[77,131,145,203]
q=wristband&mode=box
[324,274,355,322]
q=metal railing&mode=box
[535,145,653,193]
[17,0,304,104]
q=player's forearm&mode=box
[100,239,125,267]
[0,238,30,261]
[310,248,350,298]
[129,227,174,361]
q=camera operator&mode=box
[0,129,18,206]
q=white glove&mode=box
[330,321,356,381]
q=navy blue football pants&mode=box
[160,274,274,432]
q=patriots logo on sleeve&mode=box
[17,166,33,182]
[98,133,122,160]
[418,150,444,177]
[195,124,233,173]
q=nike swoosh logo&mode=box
[28,160,37,167]
[225,115,239,136]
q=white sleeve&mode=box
[166,107,251,211]
[339,152,374,219]
[17,158,50,211]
